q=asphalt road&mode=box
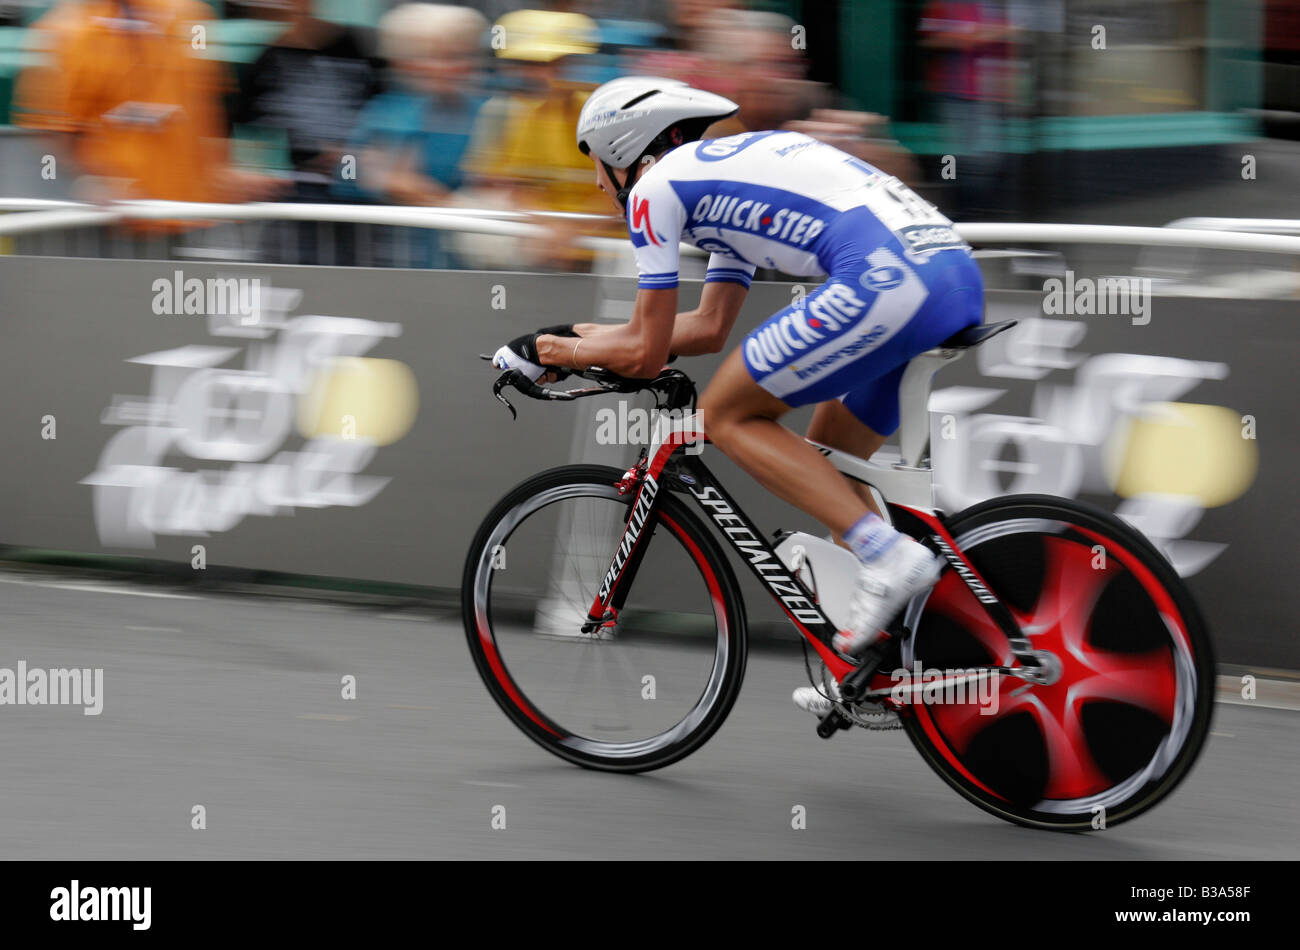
[0,568,1296,860]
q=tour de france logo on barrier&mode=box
[82,281,419,548]
[928,314,1258,579]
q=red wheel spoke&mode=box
[1068,648,1178,723]
[1023,693,1112,799]
[1030,538,1115,657]
[926,572,1015,666]
[1030,537,1179,724]
[929,675,1024,752]
[930,680,1110,797]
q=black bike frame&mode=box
[584,437,1036,682]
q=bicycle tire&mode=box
[461,464,749,773]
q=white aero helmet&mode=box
[577,76,738,201]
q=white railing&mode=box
[1164,217,1300,235]
[0,199,623,266]
[5,200,1300,260]
[954,222,1300,255]
[1133,218,1300,299]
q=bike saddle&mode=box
[938,319,1017,350]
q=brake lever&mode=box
[492,370,522,419]
[492,369,604,420]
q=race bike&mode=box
[462,319,1214,830]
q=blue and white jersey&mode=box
[624,129,968,291]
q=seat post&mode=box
[896,348,964,468]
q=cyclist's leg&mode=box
[804,314,964,510]
[701,349,872,536]
[805,396,894,527]
[803,247,983,526]
[702,243,982,535]
[836,255,984,438]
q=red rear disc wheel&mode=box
[898,495,1214,831]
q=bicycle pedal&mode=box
[815,708,854,739]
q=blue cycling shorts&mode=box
[741,211,983,435]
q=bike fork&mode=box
[582,452,656,633]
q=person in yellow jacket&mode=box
[466,9,616,268]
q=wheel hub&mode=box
[1018,650,1062,686]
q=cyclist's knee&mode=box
[700,351,787,441]
[698,387,746,443]
[806,400,888,458]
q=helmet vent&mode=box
[620,90,660,109]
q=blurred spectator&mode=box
[465,0,669,26]
[632,0,738,90]
[784,109,920,185]
[919,0,1019,217]
[698,10,809,133]
[335,2,489,268]
[702,10,919,184]
[232,0,382,263]
[12,0,283,232]
[464,8,612,269]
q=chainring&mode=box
[815,664,902,731]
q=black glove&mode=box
[492,324,579,381]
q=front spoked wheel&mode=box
[898,495,1214,831]
[462,465,747,772]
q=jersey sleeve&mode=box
[704,252,757,289]
[625,175,685,290]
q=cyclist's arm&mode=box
[540,176,761,376]
[672,255,753,353]
[539,288,677,378]
[673,280,752,355]
[573,243,753,356]
[571,280,748,357]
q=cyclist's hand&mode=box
[491,324,579,383]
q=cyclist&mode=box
[491,77,984,714]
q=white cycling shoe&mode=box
[791,535,942,718]
[792,678,841,717]
[832,536,942,658]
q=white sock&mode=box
[843,511,900,565]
